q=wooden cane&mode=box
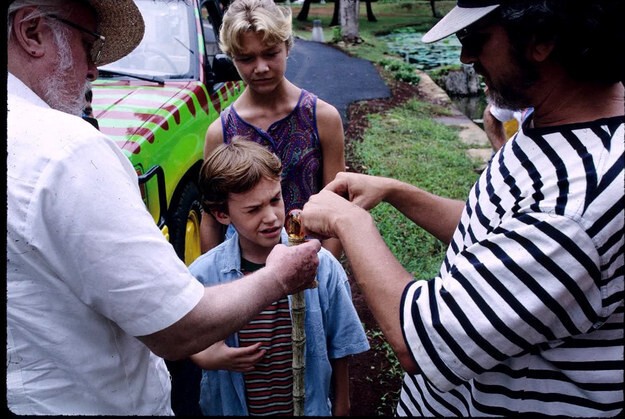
[285,209,307,416]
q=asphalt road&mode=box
[286,37,390,124]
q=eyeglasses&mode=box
[456,26,491,56]
[47,14,106,65]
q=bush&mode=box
[379,58,421,85]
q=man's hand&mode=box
[265,239,321,294]
[324,172,391,211]
[301,188,372,241]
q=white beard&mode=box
[42,29,90,116]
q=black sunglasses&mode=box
[456,26,492,55]
[47,14,106,65]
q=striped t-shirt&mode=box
[397,116,624,416]
[240,258,294,416]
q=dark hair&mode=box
[498,0,624,84]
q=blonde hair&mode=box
[199,137,282,214]
[219,0,294,57]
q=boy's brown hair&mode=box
[199,137,282,215]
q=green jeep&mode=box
[91,0,243,266]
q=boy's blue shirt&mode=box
[189,229,370,416]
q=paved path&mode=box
[286,38,492,166]
[286,38,390,124]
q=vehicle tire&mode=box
[169,181,202,265]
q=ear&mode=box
[527,37,555,63]
[11,7,47,59]
[212,209,231,226]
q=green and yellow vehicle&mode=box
[92,0,243,265]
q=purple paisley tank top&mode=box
[221,89,322,214]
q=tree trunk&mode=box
[330,0,340,26]
[430,0,439,18]
[365,0,377,22]
[296,0,313,21]
[341,0,360,43]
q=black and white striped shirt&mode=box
[398,116,624,416]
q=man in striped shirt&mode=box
[301,0,624,416]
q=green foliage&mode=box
[291,0,449,63]
[378,57,406,72]
[394,69,420,84]
[331,25,342,43]
[378,58,421,84]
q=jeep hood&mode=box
[91,80,219,156]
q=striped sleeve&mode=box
[401,210,604,392]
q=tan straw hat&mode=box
[87,0,145,65]
[422,0,501,44]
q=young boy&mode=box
[189,139,369,416]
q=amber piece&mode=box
[286,209,305,243]
[286,209,317,290]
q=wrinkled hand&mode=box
[192,340,266,372]
[324,172,388,211]
[266,239,321,294]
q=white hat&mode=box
[422,0,501,44]
[87,0,145,65]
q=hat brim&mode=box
[422,4,500,43]
[88,0,145,66]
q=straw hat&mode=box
[87,0,145,65]
[422,0,501,44]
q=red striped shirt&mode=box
[240,259,294,415]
